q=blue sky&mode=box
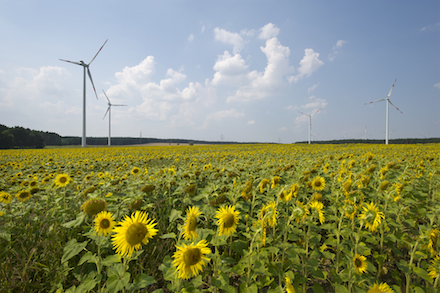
[0,1,439,143]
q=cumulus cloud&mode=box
[105,58,216,126]
[214,28,245,54]
[188,34,195,42]
[434,83,440,89]
[288,49,324,83]
[258,23,280,40]
[211,51,249,86]
[247,120,255,125]
[226,36,293,102]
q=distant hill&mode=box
[0,123,439,149]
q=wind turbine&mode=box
[102,90,127,146]
[60,39,108,147]
[299,108,321,144]
[364,79,403,145]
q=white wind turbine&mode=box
[364,79,403,145]
[102,90,127,146]
[60,39,108,147]
[299,108,321,144]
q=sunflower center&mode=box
[100,219,111,229]
[354,258,362,267]
[314,181,322,187]
[223,214,235,228]
[126,222,148,246]
[188,216,197,231]
[183,247,202,266]
[19,192,30,198]
[59,177,67,184]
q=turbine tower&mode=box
[60,39,108,147]
[299,109,321,144]
[364,79,403,145]
[102,90,127,146]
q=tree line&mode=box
[0,124,62,149]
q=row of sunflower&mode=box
[0,143,439,293]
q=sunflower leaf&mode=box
[61,239,89,264]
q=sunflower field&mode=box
[0,143,439,293]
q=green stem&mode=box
[405,239,419,293]
[335,214,343,274]
[302,221,311,293]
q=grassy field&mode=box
[0,143,439,293]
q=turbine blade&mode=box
[103,107,110,119]
[389,100,403,114]
[87,68,99,99]
[102,89,111,103]
[364,98,386,105]
[112,104,127,106]
[387,79,397,98]
[89,39,108,65]
[311,108,321,116]
[299,111,309,116]
[59,59,82,66]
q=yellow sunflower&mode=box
[343,199,357,220]
[279,190,293,202]
[182,206,202,240]
[359,202,385,233]
[428,228,439,256]
[16,190,32,202]
[81,199,107,216]
[353,254,368,274]
[367,282,394,293]
[259,179,270,193]
[379,180,389,191]
[285,275,296,293]
[271,176,281,189]
[111,210,158,258]
[292,201,309,223]
[214,205,240,236]
[309,200,325,224]
[428,253,440,280]
[289,183,300,198]
[55,173,71,187]
[0,191,12,204]
[94,211,116,236]
[342,179,352,195]
[260,201,278,228]
[172,239,211,280]
[311,176,325,191]
[130,167,141,175]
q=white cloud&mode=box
[289,95,328,130]
[421,22,440,31]
[226,37,293,102]
[214,28,244,54]
[258,23,280,40]
[335,40,348,49]
[202,108,244,129]
[211,51,249,86]
[106,59,216,126]
[308,83,319,94]
[329,39,348,61]
[188,34,195,42]
[288,48,324,83]
[247,120,255,125]
[114,56,155,89]
[240,29,257,37]
[434,83,440,89]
